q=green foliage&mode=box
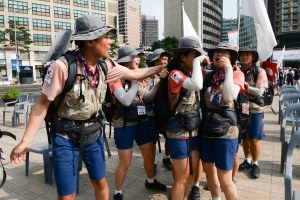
[3,87,20,99]
[0,20,33,51]
[139,55,146,68]
[151,36,179,53]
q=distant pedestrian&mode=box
[276,69,284,95]
[293,67,300,88]
[286,69,294,85]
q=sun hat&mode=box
[117,45,144,63]
[148,49,172,67]
[172,36,206,56]
[208,41,238,65]
[71,15,116,41]
[238,46,259,63]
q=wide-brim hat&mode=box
[208,41,238,65]
[71,15,116,41]
[148,49,172,67]
[172,36,206,56]
[238,46,259,63]
[117,45,144,63]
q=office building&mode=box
[118,0,141,48]
[141,14,158,49]
[222,18,238,41]
[0,0,119,81]
[164,0,222,52]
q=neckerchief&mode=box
[212,70,225,92]
[241,64,254,80]
[72,50,99,88]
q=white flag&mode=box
[228,30,238,50]
[276,46,285,69]
[182,5,201,45]
[240,0,277,61]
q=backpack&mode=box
[294,70,300,79]
[278,71,284,80]
[43,53,108,145]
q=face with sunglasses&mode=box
[213,49,232,71]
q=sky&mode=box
[141,0,238,40]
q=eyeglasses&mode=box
[215,50,230,56]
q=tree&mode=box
[107,26,120,58]
[151,36,179,53]
[0,20,33,51]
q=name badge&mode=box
[242,103,250,115]
[137,105,146,115]
[210,93,222,104]
[74,84,85,92]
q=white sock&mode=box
[164,155,170,159]
[114,189,122,194]
[154,161,157,165]
[253,160,258,166]
[246,157,252,164]
[147,178,154,183]
[212,197,221,200]
[193,182,200,187]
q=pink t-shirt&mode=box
[42,58,128,101]
[256,70,269,89]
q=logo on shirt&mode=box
[46,68,53,78]
[171,72,182,84]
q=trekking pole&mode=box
[99,110,111,157]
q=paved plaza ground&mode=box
[0,95,299,199]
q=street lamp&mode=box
[0,4,31,84]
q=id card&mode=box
[137,105,146,115]
[242,103,250,115]
[210,93,222,104]
[74,84,85,92]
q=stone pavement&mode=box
[0,95,299,200]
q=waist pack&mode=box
[55,118,102,146]
[119,100,147,122]
[167,109,202,134]
[200,109,237,138]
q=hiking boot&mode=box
[114,193,123,200]
[189,186,200,200]
[145,179,167,192]
[238,160,252,171]
[251,164,260,179]
[154,163,157,176]
[162,157,172,170]
[204,183,210,191]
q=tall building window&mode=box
[283,15,289,19]
[92,13,106,21]
[32,3,50,16]
[74,0,88,8]
[292,26,298,30]
[293,1,298,6]
[33,19,51,31]
[9,16,28,26]
[0,32,4,39]
[54,7,71,19]
[54,21,71,31]
[293,7,298,12]
[293,19,298,24]
[284,2,289,7]
[0,15,4,25]
[74,10,89,18]
[293,14,298,18]
[283,20,289,25]
[8,0,29,13]
[92,0,105,10]
[33,34,51,46]
[283,8,289,13]
[283,27,289,31]
[54,0,70,5]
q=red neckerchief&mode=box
[72,50,99,88]
[241,64,254,80]
[212,70,225,92]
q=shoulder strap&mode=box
[253,66,258,83]
[203,71,214,91]
[98,58,108,79]
[62,53,78,93]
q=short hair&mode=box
[75,40,85,49]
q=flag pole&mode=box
[237,0,241,52]
[181,1,184,37]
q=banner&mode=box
[262,61,277,82]
[228,30,238,50]
[240,0,277,61]
[276,46,285,69]
[182,5,201,45]
[273,49,300,61]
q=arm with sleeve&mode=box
[143,80,159,102]
[182,55,205,91]
[222,67,240,102]
[249,70,268,97]
[112,81,140,106]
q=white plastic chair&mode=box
[13,93,29,126]
[25,93,41,127]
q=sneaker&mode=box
[204,183,210,191]
[189,186,200,200]
[232,178,237,184]
[251,164,260,179]
[114,193,123,200]
[154,163,157,176]
[145,179,167,192]
[162,157,172,170]
[238,160,252,171]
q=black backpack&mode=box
[294,70,300,79]
[43,54,108,145]
[278,71,284,80]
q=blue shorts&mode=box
[114,121,153,149]
[148,117,158,144]
[200,136,238,170]
[278,79,284,87]
[168,136,198,159]
[241,113,264,139]
[52,135,105,196]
